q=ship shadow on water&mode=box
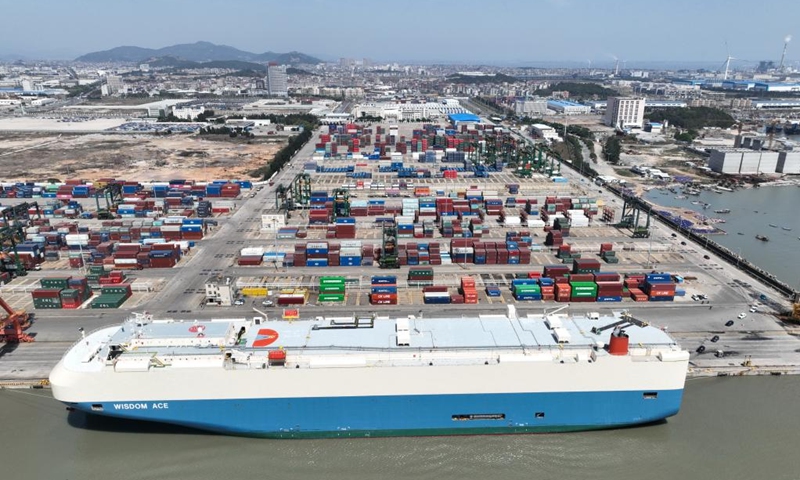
[67,410,219,437]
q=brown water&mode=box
[3,376,800,480]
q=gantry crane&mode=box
[379,224,399,269]
[93,181,124,220]
[0,296,33,343]
[1,202,41,276]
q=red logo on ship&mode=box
[253,328,280,347]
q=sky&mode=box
[0,0,797,66]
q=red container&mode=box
[32,288,61,298]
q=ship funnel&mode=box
[608,327,630,355]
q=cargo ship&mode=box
[50,308,689,438]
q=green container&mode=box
[513,286,541,292]
[319,285,346,294]
[89,266,106,275]
[571,291,597,297]
[408,268,434,277]
[101,286,130,295]
[40,277,71,289]
[318,294,345,302]
[60,289,80,299]
[91,293,128,309]
[33,298,62,309]
[319,276,346,285]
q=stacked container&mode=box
[318,276,346,303]
[408,267,434,287]
[643,273,676,301]
[370,275,398,305]
[570,281,598,302]
[512,279,542,301]
[423,286,450,304]
[90,284,132,309]
[459,276,478,304]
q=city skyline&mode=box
[0,0,797,66]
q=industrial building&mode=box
[530,123,560,141]
[353,100,470,121]
[707,148,781,174]
[604,97,645,129]
[514,98,549,116]
[751,99,800,109]
[172,105,205,120]
[266,63,288,97]
[546,99,591,115]
[753,82,800,93]
[205,277,236,306]
[448,113,481,127]
[644,100,687,108]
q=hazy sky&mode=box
[1,0,797,65]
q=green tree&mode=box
[604,136,622,164]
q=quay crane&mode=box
[0,296,33,343]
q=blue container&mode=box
[514,293,542,301]
[645,273,672,283]
[340,257,362,266]
[371,286,398,294]
[423,296,451,305]
[512,279,539,286]
[597,296,623,302]
[648,296,674,302]
[335,217,356,224]
[539,277,554,286]
[371,276,397,285]
[307,259,329,267]
[183,219,204,225]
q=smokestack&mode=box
[779,35,792,71]
[614,59,619,76]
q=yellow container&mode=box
[241,287,268,297]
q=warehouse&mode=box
[753,82,800,93]
[530,123,560,141]
[546,99,591,115]
[707,148,780,174]
[777,151,800,174]
[448,113,481,127]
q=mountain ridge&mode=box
[76,41,322,65]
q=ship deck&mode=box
[104,309,678,355]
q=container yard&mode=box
[1,120,799,383]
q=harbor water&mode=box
[3,376,800,480]
[644,185,800,287]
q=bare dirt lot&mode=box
[0,133,286,182]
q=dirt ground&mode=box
[0,133,286,182]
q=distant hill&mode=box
[447,73,518,84]
[76,41,322,65]
[148,56,267,71]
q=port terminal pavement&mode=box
[2,126,799,384]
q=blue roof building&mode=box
[448,113,481,124]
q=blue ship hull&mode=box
[67,389,683,438]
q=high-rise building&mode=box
[103,75,124,96]
[265,63,288,97]
[604,97,645,129]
